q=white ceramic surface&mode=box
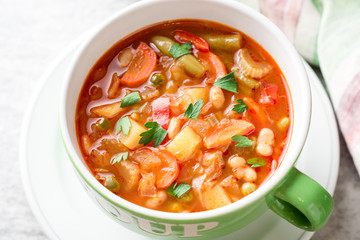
[20,41,339,239]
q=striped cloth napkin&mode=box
[239,0,360,174]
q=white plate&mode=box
[20,41,339,240]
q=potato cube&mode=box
[118,118,146,150]
[166,126,202,162]
[202,185,232,210]
[90,101,125,119]
[178,88,206,112]
[114,160,140,190]
[188,119,211,138]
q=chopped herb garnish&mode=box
[116,116,131,136]
[232,99,248,114]
[169,42,192,59]
[111,152,129,165]
[166,182,192,198]
[184,99,203,119]
[247,158,266,167]
[214,72,238,93]
[120,92,141,108]
[231,135,253,147]
[139,121,167,147]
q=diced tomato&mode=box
[198,51,227,83]
[120,42,157,87]
[132,147,179,189]
[174,29,209,52]
[260,84,278,106]
[152,97,171,129]
[243,97,268,123]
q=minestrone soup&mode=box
[76,20,291,212]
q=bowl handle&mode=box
[265,167,333,231]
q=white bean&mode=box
[118,48,133,67]
[243,167,257,182]
[232,167,244,180]
[81,135,92,155]
[241,182,256,196]
[167,117,182,139]
[228,156,246,169]
[145,190,168,209]
[210,87,225,110]
[256,142,273,156]
[277,117,290,131]
[257,128,275,146]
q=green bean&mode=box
[152,35,205,78]
[202,34,243,51]
[104,176,120,192]
[151,36,175,56]
[178,54,206,78]
[233,68,259,95]
[238,84,253,96]
[238,75,259,90]
[150,73,165,87]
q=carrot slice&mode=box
[155,149,179,188]
[243,97,268,123]
[204,119,255,149]
[120,42,157,87]
[198,51,227,84]
[174,29,209,52]
[131,147,179,189]
[131,148,161,171]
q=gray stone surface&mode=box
[0,0,358,239]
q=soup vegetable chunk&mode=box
[76,20,291,212]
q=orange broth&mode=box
[75,20,291,212]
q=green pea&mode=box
[97,118,110,130]
[150,73,165,87]
[104,176,120,192]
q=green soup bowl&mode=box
[60,0,333,239]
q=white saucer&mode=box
[20,40,339,240]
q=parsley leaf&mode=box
[166,182,192,198]
[116,116,131,136]
[111,152,129,165]
[139,121,167,147]
[232,99,248,113]
[214,72,238,93]
[184,99,203,119]
[247,158,266,167]
[231,135,253,147]
[120,92,141,108]
[169,42,192,59]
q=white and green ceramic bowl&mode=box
[60,0,333,239]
